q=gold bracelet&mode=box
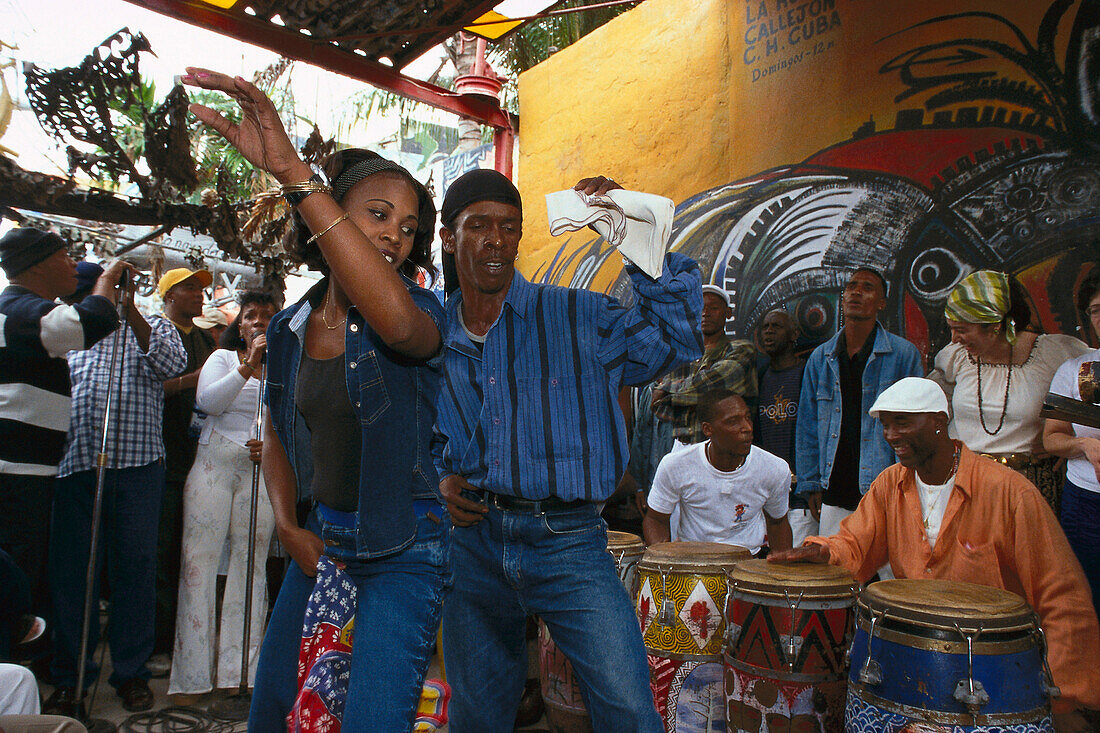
[280,175,333,207]
[306,213,350,244]
[281,180,332,194]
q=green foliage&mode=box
[490,0,638,75]
[185,88,271,203]
[105,76,155,164]
[92,74,286,203]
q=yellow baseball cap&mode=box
[158,267,213,298]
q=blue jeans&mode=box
[248,515,318,733]
[248,508,450,733]
[49,461,164,688]
[1061,479,1100,621]
[443,502,661,733]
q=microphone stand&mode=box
[211,348,266,721]
[74,276,131,733]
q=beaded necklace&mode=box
[975,339,1013,436]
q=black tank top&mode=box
[296,352,361,512]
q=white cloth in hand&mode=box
[545,188,674,279]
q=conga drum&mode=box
[724,560,857,732]
[636,542,750,732]
[846,580,1056,732]
[538,530,646,733]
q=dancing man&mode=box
[434,169,703,732]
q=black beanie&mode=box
[0,228,67,277]
[440,169,522,229]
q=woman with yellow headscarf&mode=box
[930,270,1089,511]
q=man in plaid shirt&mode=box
[46,285,186,715]
[653,285,757,446]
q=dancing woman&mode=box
[183,69,448,732]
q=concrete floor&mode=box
[35,628,550,732]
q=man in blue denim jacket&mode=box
[434,170,702,733]
[794,268,924,538]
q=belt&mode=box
[978,452,1051,470]
[473,490,589,514]
[317,499,443,528]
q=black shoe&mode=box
[43,686,84,718]
[117,678,155,712]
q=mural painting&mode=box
[534,1,1100,359]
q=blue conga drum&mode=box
[845,579,1056,732]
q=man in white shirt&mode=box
[643,389,792,554]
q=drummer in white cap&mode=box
[770,377,1100,730]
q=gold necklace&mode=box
[922,444,960,529]
[321,289,347,331]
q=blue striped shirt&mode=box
[434,252,702,501]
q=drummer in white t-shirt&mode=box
[643,389,793,554]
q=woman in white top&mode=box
[930,270,1089,511]
[1043,270,1100,619]
[169,291,278,698]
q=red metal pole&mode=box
[494,124,515,179]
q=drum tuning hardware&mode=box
[725,581,742,647]
[1033,622,1061,698]
[658,566,676,628]
[780,634,804,667]
[858,659,883,686]
[726,622,742,648]
[782,589,805,668]
[858,609,887,686]
[952,624,990,713]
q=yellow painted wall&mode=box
[724,0,1055,179]
[516,0,733,278]
[516,0,1080,297]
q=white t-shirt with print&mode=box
[1049,347,1100,493]
[648,443,790,553]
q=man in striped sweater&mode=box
[0,227,125,632]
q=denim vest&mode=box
[794,324,925,497]
[264,278,444,558]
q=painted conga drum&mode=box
[539,530,646,733]
[637,541,751,733]
[846,579,1056,732]
[723,560,857,732]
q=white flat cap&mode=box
[701,285,730,307]
[193,305,229,329]
[868,377,950,418]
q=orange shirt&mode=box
[807,446,1100,714]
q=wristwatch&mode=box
[283,171,330,208]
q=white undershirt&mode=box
[915,472,956,549]
[458,309,486,344]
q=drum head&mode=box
[639,541,749,572]
[727,559,857,600]
[606,530,645,554]
[859,579,1033,632]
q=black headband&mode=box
[331,157,411,201]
